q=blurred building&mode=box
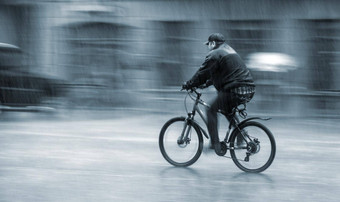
[0,0,340,117]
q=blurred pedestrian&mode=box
[182,33,255,156]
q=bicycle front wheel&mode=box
[230,121,276,173]
[159,117,203,167]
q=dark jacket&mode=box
[187,43,255,91]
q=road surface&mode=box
[0,110,339,201]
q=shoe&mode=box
[236,138,247,147]
[236,141,247,149]
[214,142,227,156]
[236,133,247,148]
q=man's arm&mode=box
[185,54,217,88]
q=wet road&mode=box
[0,111,339,201]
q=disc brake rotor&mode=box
[177,138,190,148]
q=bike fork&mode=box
[177,118,192,144]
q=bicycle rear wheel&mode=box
[230,121,276,173]
[159,117,203,167]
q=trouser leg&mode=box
[207,103,219,145]
[207,92,231,145]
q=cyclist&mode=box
[182,33,255,156]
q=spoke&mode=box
[230,122,275,172]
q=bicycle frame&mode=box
[182,89,238,144]
[160,88,276,171]
[181,88,270,148]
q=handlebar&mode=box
[181,85,211,114]
[181,83,207,93]
[181,87,201,97]
[181,86,207,108]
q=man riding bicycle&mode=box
[182,33,255,156]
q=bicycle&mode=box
[158,87,276,173]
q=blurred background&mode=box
[0,0,340,118]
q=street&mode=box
[0,110,339,202]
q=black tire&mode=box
[229,121,276,173]
[159,117,203,167]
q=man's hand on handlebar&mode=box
[181,81,192,91]
[181,81,208,91]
